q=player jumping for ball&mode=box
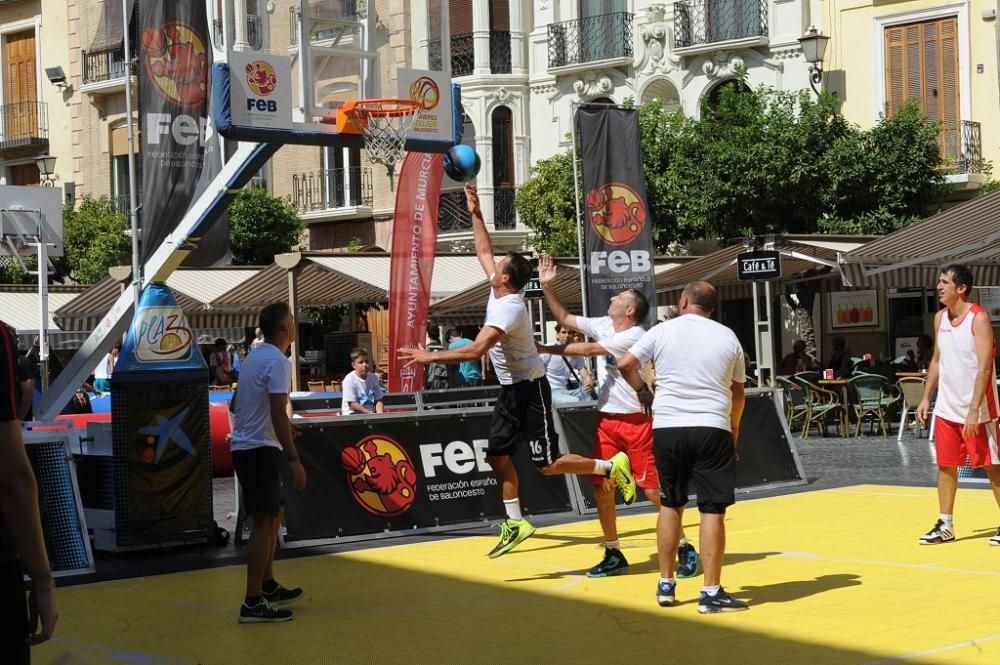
[398,185,636,558]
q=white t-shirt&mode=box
[230,343,291,452]
[575,316,645,414]
[93,352,113,381]
[628,314,746,430]
[541,352,584,391]
[341,370,385,415]
[484,284,545,385]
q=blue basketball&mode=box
[443,144,481,182]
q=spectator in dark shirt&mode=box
[826,336,853,379]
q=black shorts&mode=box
[232,447,282,518]
[0,558,29,665]
[653,426,736,514]
[488,376,560,467]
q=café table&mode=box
[895,371,928,379]
[818,378,851,436]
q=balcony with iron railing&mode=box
[428,31,512,76]
[547,12,633,71]
[292,166,373,215]
[289,3,360,47]
[438,186,517,233]
[674,0,768,52]
[82,47,129,86]
[213,15,264,50]
[940,120,983,175]
[0,102,48,155]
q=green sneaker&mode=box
[609,452,637,505]
[487,518,536,558]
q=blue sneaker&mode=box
[697,587,748,614]
[676,543,700,579]
[656,579,676,607]
[587,547,629,578]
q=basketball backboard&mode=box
[212,0,459,154]
[0,185,63,257]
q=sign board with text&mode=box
[737,250,781,281]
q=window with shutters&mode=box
[884,17,963,167]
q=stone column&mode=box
[472,0,490,75]
[509,0,526,76]
[232,0,250,51]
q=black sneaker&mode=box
[656,579,676,607]
[586,547,629,578]
[676,543,700,579]
[697,587,748,614]
[238,598,293,623]
[918,519,955,545]
[262,582,304,607]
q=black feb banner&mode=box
[139,0,226,266]
[281,411,573,541]
[578,106,657,328]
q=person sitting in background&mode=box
[826,336,853,378]
[446,328,482,387]
[425,328,450,389]
[341,347,385,415]
[567,329,596,398]
[904,334,934,372]
[780,340,818,373]
[541,325,590,403]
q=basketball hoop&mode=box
[340,98,422,189]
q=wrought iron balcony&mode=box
[292,166,373,213]
[428,31,512,76]
[289,3,360,46]
[438,189,472,233]
[547,12,633,70]
[494,186,516,230]
[674,0,768,49]
[214,15,265,50]
[83,47,129,85]
[0,102,48,153]
[940,120,982,175]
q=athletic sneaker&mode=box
[609,452,637,505]
[656,579,676,607]
[262,582,303,607]
[587,547,629,578]
[697,587,748,614]
[487,518,536,558]
[676,543,700,579]
[239,598,293,623]
[918,519,955,545]
[989,526,1000,546]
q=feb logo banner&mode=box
[228,50,292,130]
[133,306,194,362]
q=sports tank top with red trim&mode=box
[935,303,999,423]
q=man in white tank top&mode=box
[916,264,1000,546]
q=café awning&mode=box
[840,190,1000,288]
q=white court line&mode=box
[778,551,1000,576]
[862,632,1000,664]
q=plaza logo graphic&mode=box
[408,76,440,110]
[586,183,648,246]
[141,21,209,108]
[245,60,277,96]
[340,435,418,516]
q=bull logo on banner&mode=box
[340,435,418,516]
[141,22,208,108]
[586,183,648,246]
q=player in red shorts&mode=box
[916,264,1000,545]
[538,256,699,578]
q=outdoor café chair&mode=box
[775,376,807,430]
[849,374,897,437]
[793,375,845,438]
[896,377,930,441]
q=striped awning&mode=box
[656,236,874,301]
[840,191,1000,288]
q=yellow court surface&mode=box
[38,484,1000,665]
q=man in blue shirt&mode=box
[447,328,483,386]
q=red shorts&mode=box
[934,417,1000,467]
[591,412,658,489]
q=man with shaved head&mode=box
[619,281,748,614]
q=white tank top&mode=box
[935,303,999,423]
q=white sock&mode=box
[594,459,613,476]
[605,540,620,551]
[679,536,689,547]
[503,498,523,521]
[702,585,721,596]
[660,577,675,585]
[939,514,953,527]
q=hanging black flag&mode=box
[578,106,657,328]
[139,0,227,266]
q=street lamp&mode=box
[34,154,57,187]
[798,26,830,96]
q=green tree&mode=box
[514,151,580,256]
[61,196,132,285]
[227,187,304,265]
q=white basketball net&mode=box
[347,101,420,188]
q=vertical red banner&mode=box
[388,152,444,393]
